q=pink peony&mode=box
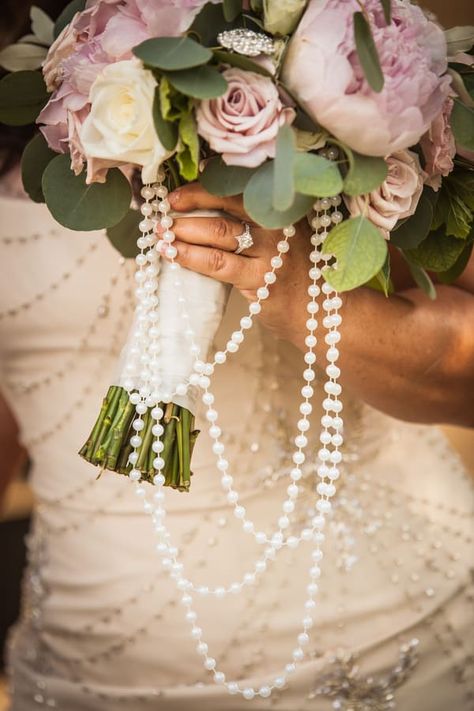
[420,97,456,191]
[196,68,295,168]
[344,150,424,237]
[282,0,452,157]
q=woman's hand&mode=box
[162,182,312,346]
[162,182,474,427]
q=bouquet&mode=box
[1,0,473,492]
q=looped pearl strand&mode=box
[121,183,344,701]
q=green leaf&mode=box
[391,190,435,249]
[380,0,391,24]
[404,260,436,299]
[451,98,474,151]
[370,254,392,296]
[21,132,56,203]
[353,11,384,93]
[152,86,178,152]
[199,156,254,196]
[294,153,343,198]
[159,77,190,121]
[432,175,473,239]
[444,26,474,55]
[54,0,85,39]
[323,215,388,291]
[223,0,242,21]
[404,229,467,272]
[42,155,131,231]
[165,66,228,99]
[343,150,388,196]
[133,37,212,71]
[106,209,141,259]
[189,2,242,45]
[30,6,55,46]
[0,42,48,72]
[212,49,272,77]
[0,70,49,125]
[244,160,314,229]
[438,241,473,284]
[177,112,199,181]
[273,124,295,211]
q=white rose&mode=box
[263,0,307,35]
[80,59,174,183]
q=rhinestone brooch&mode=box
[217,29,275,57]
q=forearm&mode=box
[291,284,474,427]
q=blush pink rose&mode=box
[420,97,456,191]
[196,68,295,168]
[344,150,424,237]
[282,0,452,157]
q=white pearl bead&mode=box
[129,469,141,481]
[243,688,255,700]
[274,676,286,689]
[271,256,283,269]
[249,302,261,315]
[256,286,269,300]
[214,351,226,364]
[287,484,298,499]
[277,240,290,253]
[204,657,216,670]
[259,686,271,698]
[227,682,239,694]
[231,331,244,344]
[264,271,276,285]
[132,419,144,431]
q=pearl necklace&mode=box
[113,177,345,701]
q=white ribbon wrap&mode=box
[117,210,232,414]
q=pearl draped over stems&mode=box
[123,181,344,700]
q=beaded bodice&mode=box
[1,194,473,711]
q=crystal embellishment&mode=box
[217,29,275,57]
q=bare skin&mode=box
[158,183,474,428]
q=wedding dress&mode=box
[1,189,473,711]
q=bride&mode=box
[1,2,473,710]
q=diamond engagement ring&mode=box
[234,224,254,255]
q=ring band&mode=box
[234,223,254,255]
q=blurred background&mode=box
[0,0,473,709]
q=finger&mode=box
[168,182,248,222]
[161,216,258,254]
[163,240,262,290]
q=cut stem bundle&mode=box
[79,385,199,490]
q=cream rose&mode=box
[80,59,174,184]
[344,150,425,238]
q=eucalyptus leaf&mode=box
[165,66,228,99]
[133,37,212,71]
[404,260,436,299]
[404,229,467,272]
[0,70,49,125]
[42,155,131,231]
[323,216,388,291]
[390,190,435,249]
[444,26,474,55]
[273,124,295,211]
[54,0,85,38]
[294,153,343,198]
[0,43,48,72]
[353,11,384,93]
[199,157,254,197]
[343,149,388,196]
[106,209,141,258]
[451,98,474,151]
[189,2,239,45]
[432,174,473,240]
[365,255,393,296]
[223,0,242,21]
[380,0,391,24]
[30,6,55,46]
[152,86,178,151]
[244,161,314,229]
[212,49,272,77]
[437,241,473,284]
[21,132,56,203]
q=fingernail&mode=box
[168,188,182,206]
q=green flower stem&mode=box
[80,387,199,491]
[105,393,135,470]
[91,386,122,463]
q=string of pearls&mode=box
[112,178,345,700]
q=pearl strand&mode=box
[124,183,343,701]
